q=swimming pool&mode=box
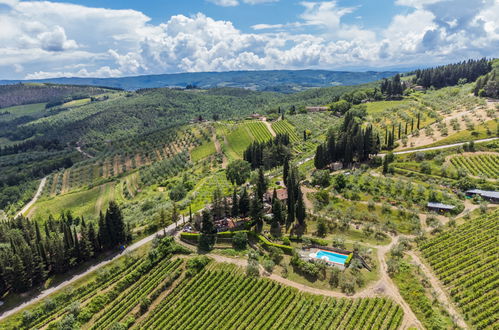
[311,250,349,265]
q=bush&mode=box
[186,256,211,276]
[232,232,248,250]
[262,259,275,274]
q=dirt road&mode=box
[407,251,468,329]
[15,176,47,219]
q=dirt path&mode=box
[179,232,422,329]
[76,146,94,159]
[407,251,468,329]
[15,177,47,219]
[382,137,499,156]
[262,117,276,137]
[212,127,227,169]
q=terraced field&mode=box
[245,121,273,142]
[450,153,499,179]
[139,265,403,330]
[419,209,499,329]
[271,120,300,142]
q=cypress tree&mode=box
[231,188,239,218]
[295,187,306,228]
[283,156,289,185]
[238,187,250,217]
[256,167,267,201]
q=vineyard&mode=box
[449,153,499,179]
[42,126,208,196]
[245,121,273,142]
[137,264,403,330]
[419,209,499,329]
[271,120,300,143]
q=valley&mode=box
[0,59,498,330]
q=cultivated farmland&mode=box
[450,153,499,179]
[419,209,499,329]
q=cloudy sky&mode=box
[0,0,498,79]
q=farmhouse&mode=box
[264,188,288,203]
[248,113,262,119]
[465,189,499,203]
[427,202,455,213]
[306,106,329,112]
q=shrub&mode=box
[232,232,248,250]
[186,256,211,276]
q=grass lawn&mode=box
[190,140,216,162]
[226,124,254,157]
[0,102,47,121]
[61,98,91,108]
[365,100,410,114]
[28,182,116,221]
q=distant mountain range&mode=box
[0,70,398,92]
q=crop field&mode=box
[271,120,300,142]
[61,98,91,108]
[419,210,499,329]
[0,102,47,122]
[29,182,116,220]
[450,153,499,179]
[190,140,216,162]
[187,171,232,212]
[226,124,254,157]
[139,264,403,330]
[245,121,272,142]
[365,100,410,114]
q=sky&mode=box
[0,0,498,79]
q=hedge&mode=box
[255,234,294,255]
[344,253,354,267]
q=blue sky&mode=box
[0,0,498,79]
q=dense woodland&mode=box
[474,59,499,98]
[0,84,115,109]
[413,58,491,89]
[243,133,292,169]
[0,202,129,295]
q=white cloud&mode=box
[0,0,497,79]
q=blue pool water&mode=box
[315,250,349,264]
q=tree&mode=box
[256,167,267,201]
[171,202,179,228]
[295,188,306,229]
[283,156,290,184]
[231,188,239,218]
[238,187,250,217]
[199,211,216,251]
[317,219,327,237]
[329,267,341,287]
[105,201,127,247]
[250,196,264,233]
[226,160,251,185]
[232,232,248,250]
[158,209,168,235]
[334,174,347,191]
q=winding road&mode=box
[14,176,47,219]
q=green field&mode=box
[28,182,115,220]
[62,98,91,108]
[450,153,499,179]
[365,100,410,114]
[226,124,254,157]
[140,264,403,330]
[245,121,272,142]
[419,209,499,329]
[0,102,46,121]
[190,140,216,162]
[272,120,300,142]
